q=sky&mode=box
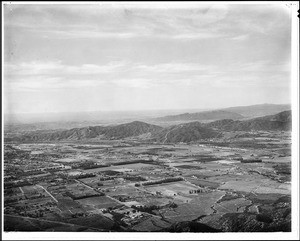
[3,2,292,114]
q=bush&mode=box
[256,214,273,223]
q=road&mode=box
[163,125,182,144]
[36,185,58,203]
[74,179,124,205]
[76,180,162,220]
[250,179,270,196]
[19,187,24,194]
[75,179,94,190]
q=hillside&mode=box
[101,121,163,139]
[206,110,291,131]
[155,122,222,143]
[155,110,244,122]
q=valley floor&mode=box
[4,130,291,232]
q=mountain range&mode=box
[221,103,291,117]
[154,103,291,122]
[6,110,291,144]
[155,110,243,122]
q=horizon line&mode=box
[4,102,291,116]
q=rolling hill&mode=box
[10,121,162,142]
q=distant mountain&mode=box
[4,109,208,125]
[9,121,162,142]
[155,110,244,122]
[154,104,291,123]
[154,121,222,143]
[220,103,291,118]
[12,126,105,142]
[205,110,291,131]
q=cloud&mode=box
[4,3,291,44]
[135,62,213,73]
[4,60,218,92]
[5,60,128,76]
[230,34,249,41]
[39,29,140,40]
[231,61,290,73]
[38,29,225,40]
[4,58,290,95]
[4,4,230,40]
[4,61,127,91]
[3,4,291,114]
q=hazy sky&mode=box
[3,3,292,114]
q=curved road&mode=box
[163,125,182,144]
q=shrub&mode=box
[256,214,273,223]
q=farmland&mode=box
[4,125,292,232]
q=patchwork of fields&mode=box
[4,129,292,232]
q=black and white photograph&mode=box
[2,1,299,240]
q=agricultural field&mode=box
[159,203,207,222]
[76,196,120,209]
[4,127,292,232]
[144,181,197,196]
[213,198,252,214]
[189,190,227,215]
